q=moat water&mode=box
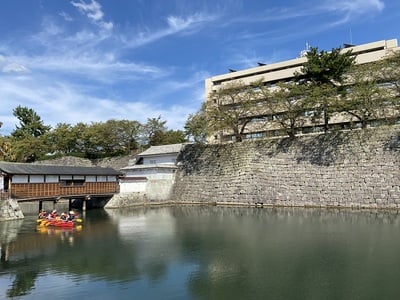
[1,206,400,299]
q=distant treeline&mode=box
[0,109,187,162]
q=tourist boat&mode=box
[37,218,82,228]
[36,224,83,234]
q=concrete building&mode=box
[205,39,400,143]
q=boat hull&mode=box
[37,219,76,228]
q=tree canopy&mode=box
[297,46,356,85]
[11,106,51,139]
[205,80,259,142]
[1,109,186,162]
[184,103,208,143]
[296,46,356,132]
[258,82,313,139]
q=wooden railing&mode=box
[10,182,119,200]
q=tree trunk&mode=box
[323,110,329,133]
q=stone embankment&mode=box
[105,192,147,208]
[171,125,400,209]
[0,199,24,221]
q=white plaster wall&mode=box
[30,175,45,183]
[86,175,96,182]
[97,175,107,182]
[143,154,176,165]
[12,175,29,183]
[125,168,175,180]
[120,181,147,193]
[46,175,59,183]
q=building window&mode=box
[60,179,85,187]
[250,117,266,123]
[245,132,265,139]
[303,110,316,117]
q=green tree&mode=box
[379,50,400,96]
[115,119,142,154]
[149,129,187,146]
[140,116,167,146]
[82,121,122,158]
[376,50,400,117]
[296,47,356,132]
[184,103,208,143]
[305,83,339,130]
[9,106,51,162]
[47,123,82,155]
[12,135,50,162]
[259,82,312,139]
[11,106,51,139]
[205,80,258,142]
[343,63,392,129]
[0,137,16,161]
[77,119,142,158]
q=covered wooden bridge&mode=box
[0,162,121,210]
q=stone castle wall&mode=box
[171,125,400,209]
[0,199,24,221]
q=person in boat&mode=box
[67,211,75,221]
[38,209,47,219]
[38,209,50,219]
[47,209,58,220]
[60,212,68,220]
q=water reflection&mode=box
[1,207,400,299]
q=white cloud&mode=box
[59,11,73,22]
[0,54,29,74]
[71,0,113,31]
[0,63,204,135]
[318,0,385,25]
[71,0,103,21]
[324,0,384,14]
[223,0,384,28]
[0,3,209,137]
[125,13,215,48]
[167,15,200,31]
[2,62,28,73]
[27,54,166,82]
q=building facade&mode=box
[205,39,400,143]
[119,143,186,200]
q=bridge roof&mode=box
[0,162,121,176]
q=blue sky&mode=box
[0,0,399,135]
